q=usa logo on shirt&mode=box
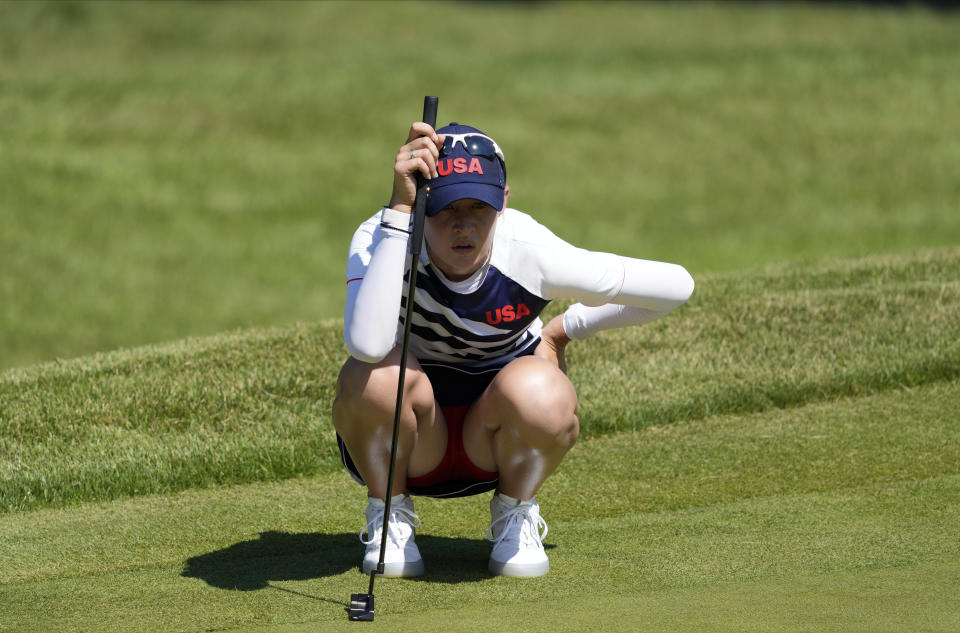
[485,303,531,325]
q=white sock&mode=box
[368,494,407,509]
[494,492,537,508]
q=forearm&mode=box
[562,303,664,340]
[555,255,695,340]
[343,209,410,362]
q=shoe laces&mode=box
[487,503,548,549]
[359,505,422,546]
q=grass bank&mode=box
[2,248,958,513]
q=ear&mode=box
[500,185,510,211]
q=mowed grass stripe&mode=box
[7,562,960,633]
[6,379,958,584]
[2,477,957,632]
[2,248,958,513]
[236,561,960,633]
[2,380,958,631]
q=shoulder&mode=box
[494,208,575,250]
[496,207,557,238]
[351,210,383,244]
[490,208,579,296]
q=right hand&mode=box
[388,122,445,214]
[534,314,571,374]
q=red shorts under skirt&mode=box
[336,404,499,499]
[406,404,498,492]
[337,345,541,498]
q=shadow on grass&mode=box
[181,530,540,592]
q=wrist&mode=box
[551,332,571,350]
[544,315,571,347]
[380,207,413,234]
[387,195,413,215]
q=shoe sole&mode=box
[488,558,549,577]
[362,557,425,578]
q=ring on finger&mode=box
[410,150,417,159]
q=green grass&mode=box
[2,380,958,631]
[2,248,958,630]
[3,248,957,513]
[3,2,960,631]
[2,1,959,369]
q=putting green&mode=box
[4,383,959,631]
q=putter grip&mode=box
[410,96,438,253]
[422,95,438,128]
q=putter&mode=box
[349,95,439,622]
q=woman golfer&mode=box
[334,121,694,578]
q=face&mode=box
[424,199,501,282]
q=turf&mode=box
[3,380,958,631]
[3,2,959,631]
[2,0,959,369]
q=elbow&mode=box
[343,289,397,363]
[344,331,393,364]
[656,265,695,315]
[676,266,695,303]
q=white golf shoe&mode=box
[487,493,550,577]
[359,494,425,577]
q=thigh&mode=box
[460,355,577,472]
[333,348,449,479]
[407,398,449,479]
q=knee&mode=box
[332,353,431,432]
[335,356,396,410]
[493,357,579,441]
[502,356,578,413]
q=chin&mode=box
[441,261,478,281]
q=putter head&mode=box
[348,593,375,621]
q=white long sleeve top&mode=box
[344,207,694,367]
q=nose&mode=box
[452,214,475,234]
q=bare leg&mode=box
[332,346,447,499]
[462,356,579,500]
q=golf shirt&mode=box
[343,207,694,369]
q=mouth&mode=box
[451,242,475,255]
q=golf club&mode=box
[349,94,439,622]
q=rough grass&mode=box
[2,1,959,369]
[2,248,957,513]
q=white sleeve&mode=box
[551,251,695,340]
[495,210,694,340]
[563,303,668,340]
[342,208,411,362]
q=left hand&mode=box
[534,314,571,374]
[388,122,445,214]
